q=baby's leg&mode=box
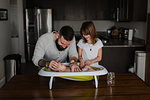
[84,66,104,72]
[84,66,95,72]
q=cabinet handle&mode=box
[117,8,119,22]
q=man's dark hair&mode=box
[59,26,74,41]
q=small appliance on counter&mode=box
[107,26,134,40]
[119,27,129,40]
[107,26,119,38]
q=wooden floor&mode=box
[21,61,39,75]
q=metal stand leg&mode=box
[49,76,54,89]
[94,75,98,88]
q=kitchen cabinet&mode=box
[25,0,112,20]
[47,0,86,20]
[25,0,36,8]
[25,0,64,19]
[25,0,86,20]
[98,38,146,73]
[25,0,56,9]
[111,0,133,22]
[62,0,86,20]
[85,0,112,20]
[85,0,97,20]
[132,0,147,21]
[96,0,113,20]
[100,46,145,73]
[25,0,147,21]
[55,0,112,20]
[111,0,147,22]
[50,0,66,20]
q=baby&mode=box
[55,62,103,72]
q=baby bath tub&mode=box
[38,63,108,89]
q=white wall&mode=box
[0,0,11,88]
[17,0,25,62]
[9,0,25,62]
[10,0,19,54]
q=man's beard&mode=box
[55,39,67,51]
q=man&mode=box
[32,26,81,72]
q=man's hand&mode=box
[47,60,59,71]
[70,63,81,72]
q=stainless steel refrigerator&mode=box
[25,8,52,61]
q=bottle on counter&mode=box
[124,29,129,40]
[128,29,133,40]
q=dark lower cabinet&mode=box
[99,47,145,73]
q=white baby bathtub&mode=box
[38,63,108,89]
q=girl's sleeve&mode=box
[97,40,104,48]
[77,39,83,48]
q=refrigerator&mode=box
[25,8,52,61]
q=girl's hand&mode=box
[85,60,93,66]
[80,59,85,68]
[70,63,81,72]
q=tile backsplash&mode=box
[53,20,115,32]
[54,20,146,40]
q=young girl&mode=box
[77,21,103,68]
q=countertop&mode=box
[1,73,150,99]
[103,38,146,47]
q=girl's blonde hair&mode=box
[80,21,97,44]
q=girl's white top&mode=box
[77,38,103,65]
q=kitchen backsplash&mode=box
[53,20,147,40]
[115,22,147,40]
[53,20,114,32]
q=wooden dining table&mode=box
[0,73,150,100]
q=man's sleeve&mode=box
[32,37,45,66]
